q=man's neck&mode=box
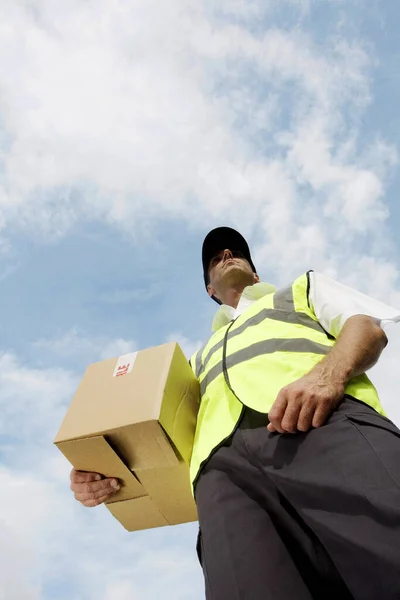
[221,286,248,309]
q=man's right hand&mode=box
[70,468,121,507]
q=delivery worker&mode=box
[70,227,400,600]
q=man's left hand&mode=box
[267,375,345,434]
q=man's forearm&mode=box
[268,314,388,433]
[311,314,388,385]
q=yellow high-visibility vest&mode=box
[190,272,384,486]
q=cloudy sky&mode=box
[1,0,400,598]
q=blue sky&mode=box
[1,1,400,598]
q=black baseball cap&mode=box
[202,227,257,301]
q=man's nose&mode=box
[222,249,233,261]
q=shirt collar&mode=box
[212,281,276,331]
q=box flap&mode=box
[107,496,169,531]
[107,421,179,471]
[159,343,200,465]
[137,462,198,525]
[56,436,145,502]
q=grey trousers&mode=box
[194,397,400,600]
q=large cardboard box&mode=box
[54,342,200,531]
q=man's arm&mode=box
[267,314,388,434]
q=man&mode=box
[71,227,400,599]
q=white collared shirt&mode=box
[212,272,400,336]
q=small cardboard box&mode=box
[54,341,200,531]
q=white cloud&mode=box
[102,581,141,600]
[0,0,396,273]
[0,351,77,449]
[33,328,137,364]
[165,333,203,359]
[0,506,41,600]
[369,324,400,427]
[98,544,204,600]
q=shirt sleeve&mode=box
[308,271,400,338]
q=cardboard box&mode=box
[54,342,200,531]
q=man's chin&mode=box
[221,267,253,287]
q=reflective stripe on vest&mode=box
[190,271,385,487]
[194,283,329,380]
[200,337,330,397]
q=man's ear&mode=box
[207,283,218,300]
[253,273,260,284]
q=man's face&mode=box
[207,248,257,301]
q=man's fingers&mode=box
[82,494,112,508]
[267,390,288,433]
[268,378,343,434]
[70,469,102,484]
[297,401,316,432]
[280,400,302,433]
[70,469,121,508]
[74,481,120,503]
[74,486,115,502]
[312,398,332,428]
[71,477,119,494]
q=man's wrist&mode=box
[307,358,352,387]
